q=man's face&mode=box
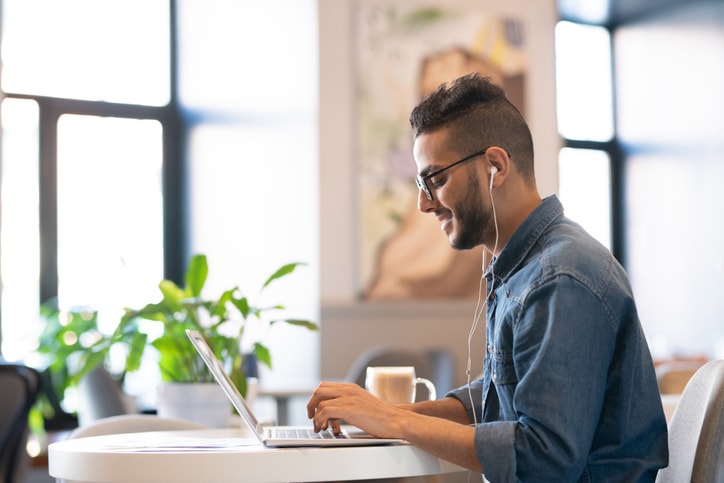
[413,130,490,250]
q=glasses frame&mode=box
[415,148,488,201]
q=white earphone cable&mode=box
[466,170,499,426]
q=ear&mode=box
[485,146,511,189]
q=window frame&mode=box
[562,137,625,265]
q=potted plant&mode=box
[35,254,318,427]
[31,300,102,431]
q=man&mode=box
[307,73,668,482]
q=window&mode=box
[1,1,320,409]
[615,3,724,359]
[0,0,174,358]
[1,0,170,105]
[0,99,40,357]
[558,1,724,360]
[555,21,613,143]
[178,0,320,393]
[55,115,165,318]
[558,148,612,248]
[555,21,615,251]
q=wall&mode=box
[318,0,560,385]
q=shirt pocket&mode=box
[490,348,517,386]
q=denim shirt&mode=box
[448,196,668,482]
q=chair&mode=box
[57,414,208,483]
[656,359,724,483]
[0,362,40,483]
[345,346,454,399]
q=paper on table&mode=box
[101,434,260,452]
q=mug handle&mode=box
[415,377,437,401]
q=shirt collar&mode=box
[486,195,564,282]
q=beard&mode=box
[449,173,489,250]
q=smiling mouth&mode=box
[436,212,452,232]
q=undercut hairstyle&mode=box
[410,73,535,183]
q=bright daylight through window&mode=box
[0,0,169,359]
[554,20,613,250]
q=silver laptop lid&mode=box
[185,329,266,443]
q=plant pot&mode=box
[156,382,231,428]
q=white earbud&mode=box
[489,166,498,190]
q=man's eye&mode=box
[429,176,446,188]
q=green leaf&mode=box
[230,367,248,398]
[270,318,319,331]
[124,331,149,372]
[261,262,306,289]
[253,343,272,369]
[211,288,236,319]
[230,296,251,319]
[159,280,186,307]
[71,348,108,385]
[185,254,208,297]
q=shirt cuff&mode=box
[475,421,517,483]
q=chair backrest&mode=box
[0,363,40,483]
[65,414,208,440]
[656,359,724,483]
[345,345,454,399]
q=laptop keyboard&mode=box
[268,428,350,440]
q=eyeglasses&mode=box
[415,149,488,201]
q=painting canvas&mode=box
[356,0,528,300]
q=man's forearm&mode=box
[403,396,472,424]
[398,404,483,472]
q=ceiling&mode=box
[557,0,696,26]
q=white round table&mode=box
[49,428,466,482]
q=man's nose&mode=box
[418,189,435,213]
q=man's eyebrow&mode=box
[419,165,439,178]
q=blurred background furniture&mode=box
[656,359,724,483]
[0,362,40,483]
[76,367,137,426]
[61,414,207,441]
[345,346,455,400]
[656,358,708,423]
[656,359,707,395]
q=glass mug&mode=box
[365,366,437,404]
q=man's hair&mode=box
[409,73,535,182]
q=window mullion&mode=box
[38,99,60,304]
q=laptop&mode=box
[185,329,404,447]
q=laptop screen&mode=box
[185,329,265,441]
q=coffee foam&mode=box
[366,367,416,404]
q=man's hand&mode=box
[306,382,407,438]
[307,382,482,473]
